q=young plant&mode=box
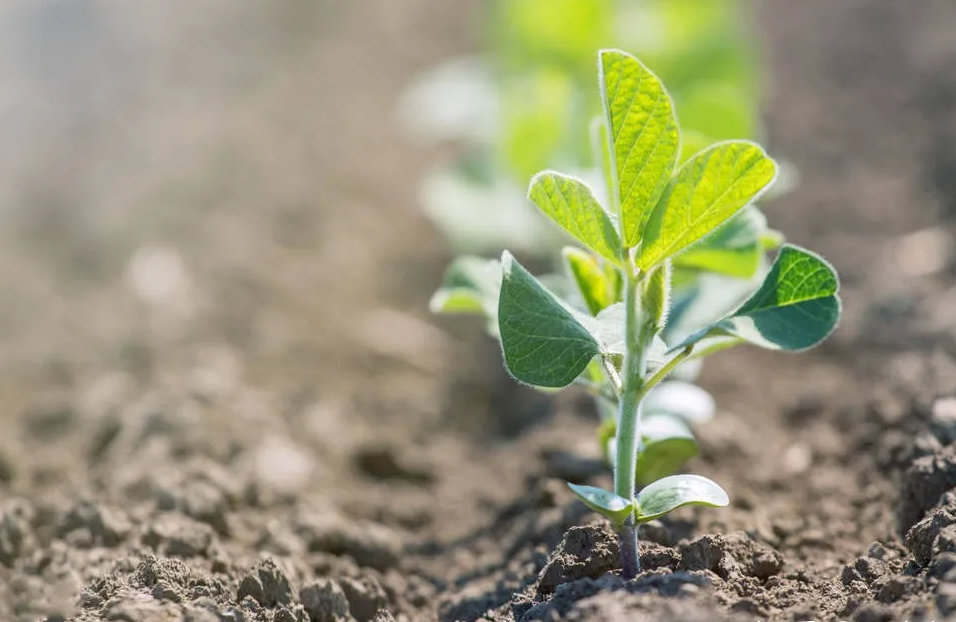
[433,50,841,579]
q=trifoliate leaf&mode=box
[567,483,633,525]
[599,49,679,248]
[529,172,622,264]
[634,474,729,522]
[638,141,777,269]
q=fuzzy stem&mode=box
[614,271,652,578]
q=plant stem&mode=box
[638,346,692,403]
[614,271,650,579]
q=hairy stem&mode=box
[614,272,651,578]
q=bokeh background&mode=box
[0,1,956,620]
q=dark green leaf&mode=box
[634,474,729,522]
[498,252,601,387]
[674,245,841,353]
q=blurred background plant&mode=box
[400,0,789,256]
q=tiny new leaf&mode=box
[568,483,633,525]
[599,49,679,248]
[634,474,729,522]
[563,247,616,316]
[673,244,841,353]
[528,172,622,264]
[638,141,777,270]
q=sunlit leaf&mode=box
[529,173,621,264]
[638,141,777,269]
[634,474,729,522]
[563,247,616,316]
[599,49,679,248]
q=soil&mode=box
[0,0,956,621]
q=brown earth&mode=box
[0,0,955,621]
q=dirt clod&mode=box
[679,532,783,581]
[535,524,618,596]
[354,445,434,485]
[237,558,293,608]
[300,579,350,622]
[0,498,35,567]
[904,495,956,566]
[56,499,131,548]
[899,447,956,532]
[340,575,388,622]
[142,512,216,558]
[295,513,401,572]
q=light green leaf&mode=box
[638,141,777,269]
[673,206,768,278]
[563,247,616,316]
[568,483,633,525]
[634,474,729,522]
[635,415,699,487]
[674,244,841,353]
[599,49,679,248]
[529,172,622,264]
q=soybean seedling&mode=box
[433,50,841,579]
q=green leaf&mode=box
[567,483,633,525]
[638,141,777,269]
[599,49,679,248]
[635,416,700,487]
[634,474,729,522]
[498,252,602,387]
[563,247,616,316]
[528,172,622,264]
[673,206,768,278]
[674,244,841,353]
